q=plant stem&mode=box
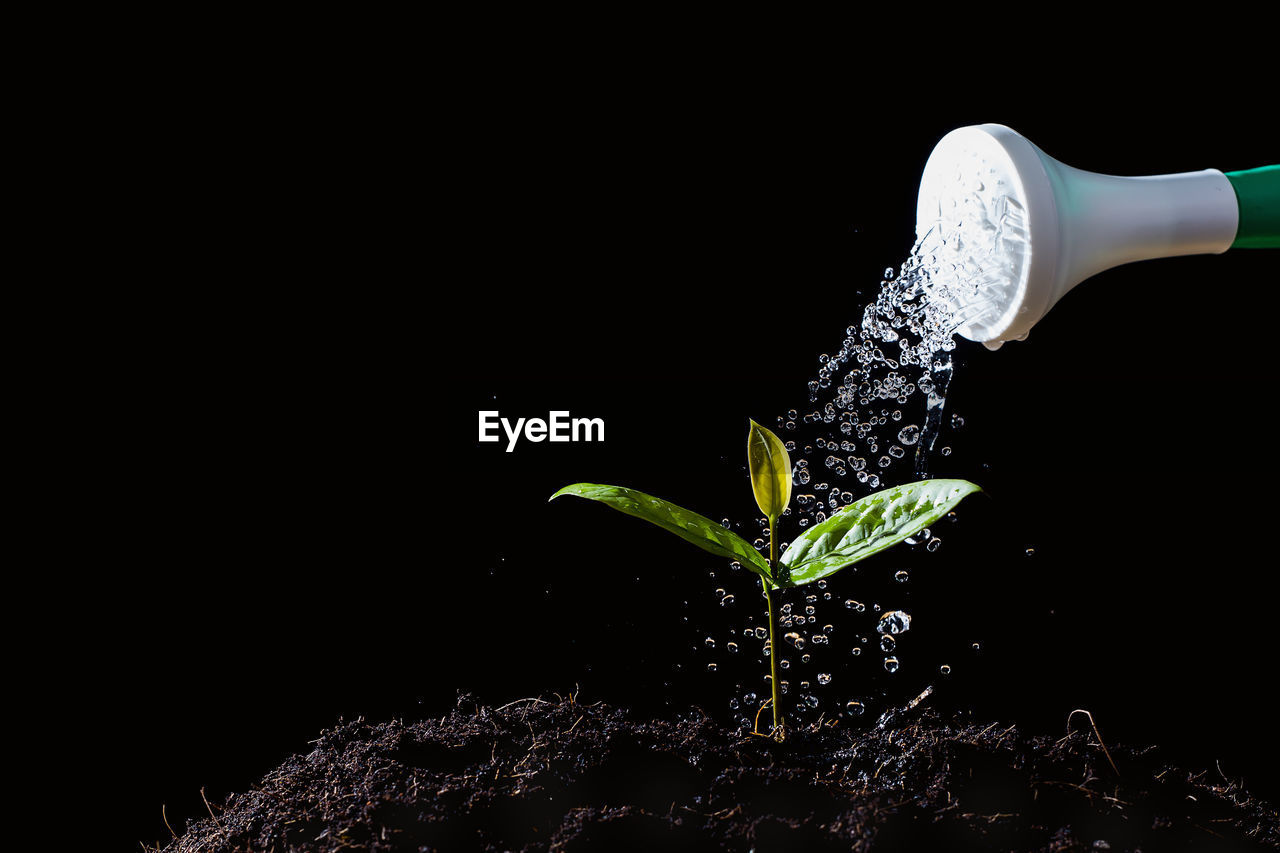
[765,514,783,738]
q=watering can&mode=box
[916,124,1278,350]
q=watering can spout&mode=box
[915,124,1278,349]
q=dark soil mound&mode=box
[157,693,1278,852]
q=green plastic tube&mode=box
[1226,165,1280,249]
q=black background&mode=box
[99,74,1278,848]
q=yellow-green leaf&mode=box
[549,483,773,579]
[748,420,792,521]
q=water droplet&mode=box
[816,673,832,685]
[784,632,805,650]
[720,595,735,606]
[704,637,715,648]
[845,700,865,716]
[844,599,865,612]
[894,570,909,582]
[880,634,896,652]
[906,527,931,545]
[939,664,952,675]
[877,610,912,635]
[898,424,920,445]
[883,657,900,673]
[851,647,862,656]
[706,663,717,672]
[727,642,739,653]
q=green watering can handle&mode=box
[1226,165,1280,248]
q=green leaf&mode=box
[550,483,773,579]
[748,420,792,521]
[777,479,981,587]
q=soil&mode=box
[157,693,1278,852]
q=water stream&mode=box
[709,175,1030,729]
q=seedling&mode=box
[551,420,980,740]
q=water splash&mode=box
[712,178,1028,729]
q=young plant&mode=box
[550,420,979,739]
